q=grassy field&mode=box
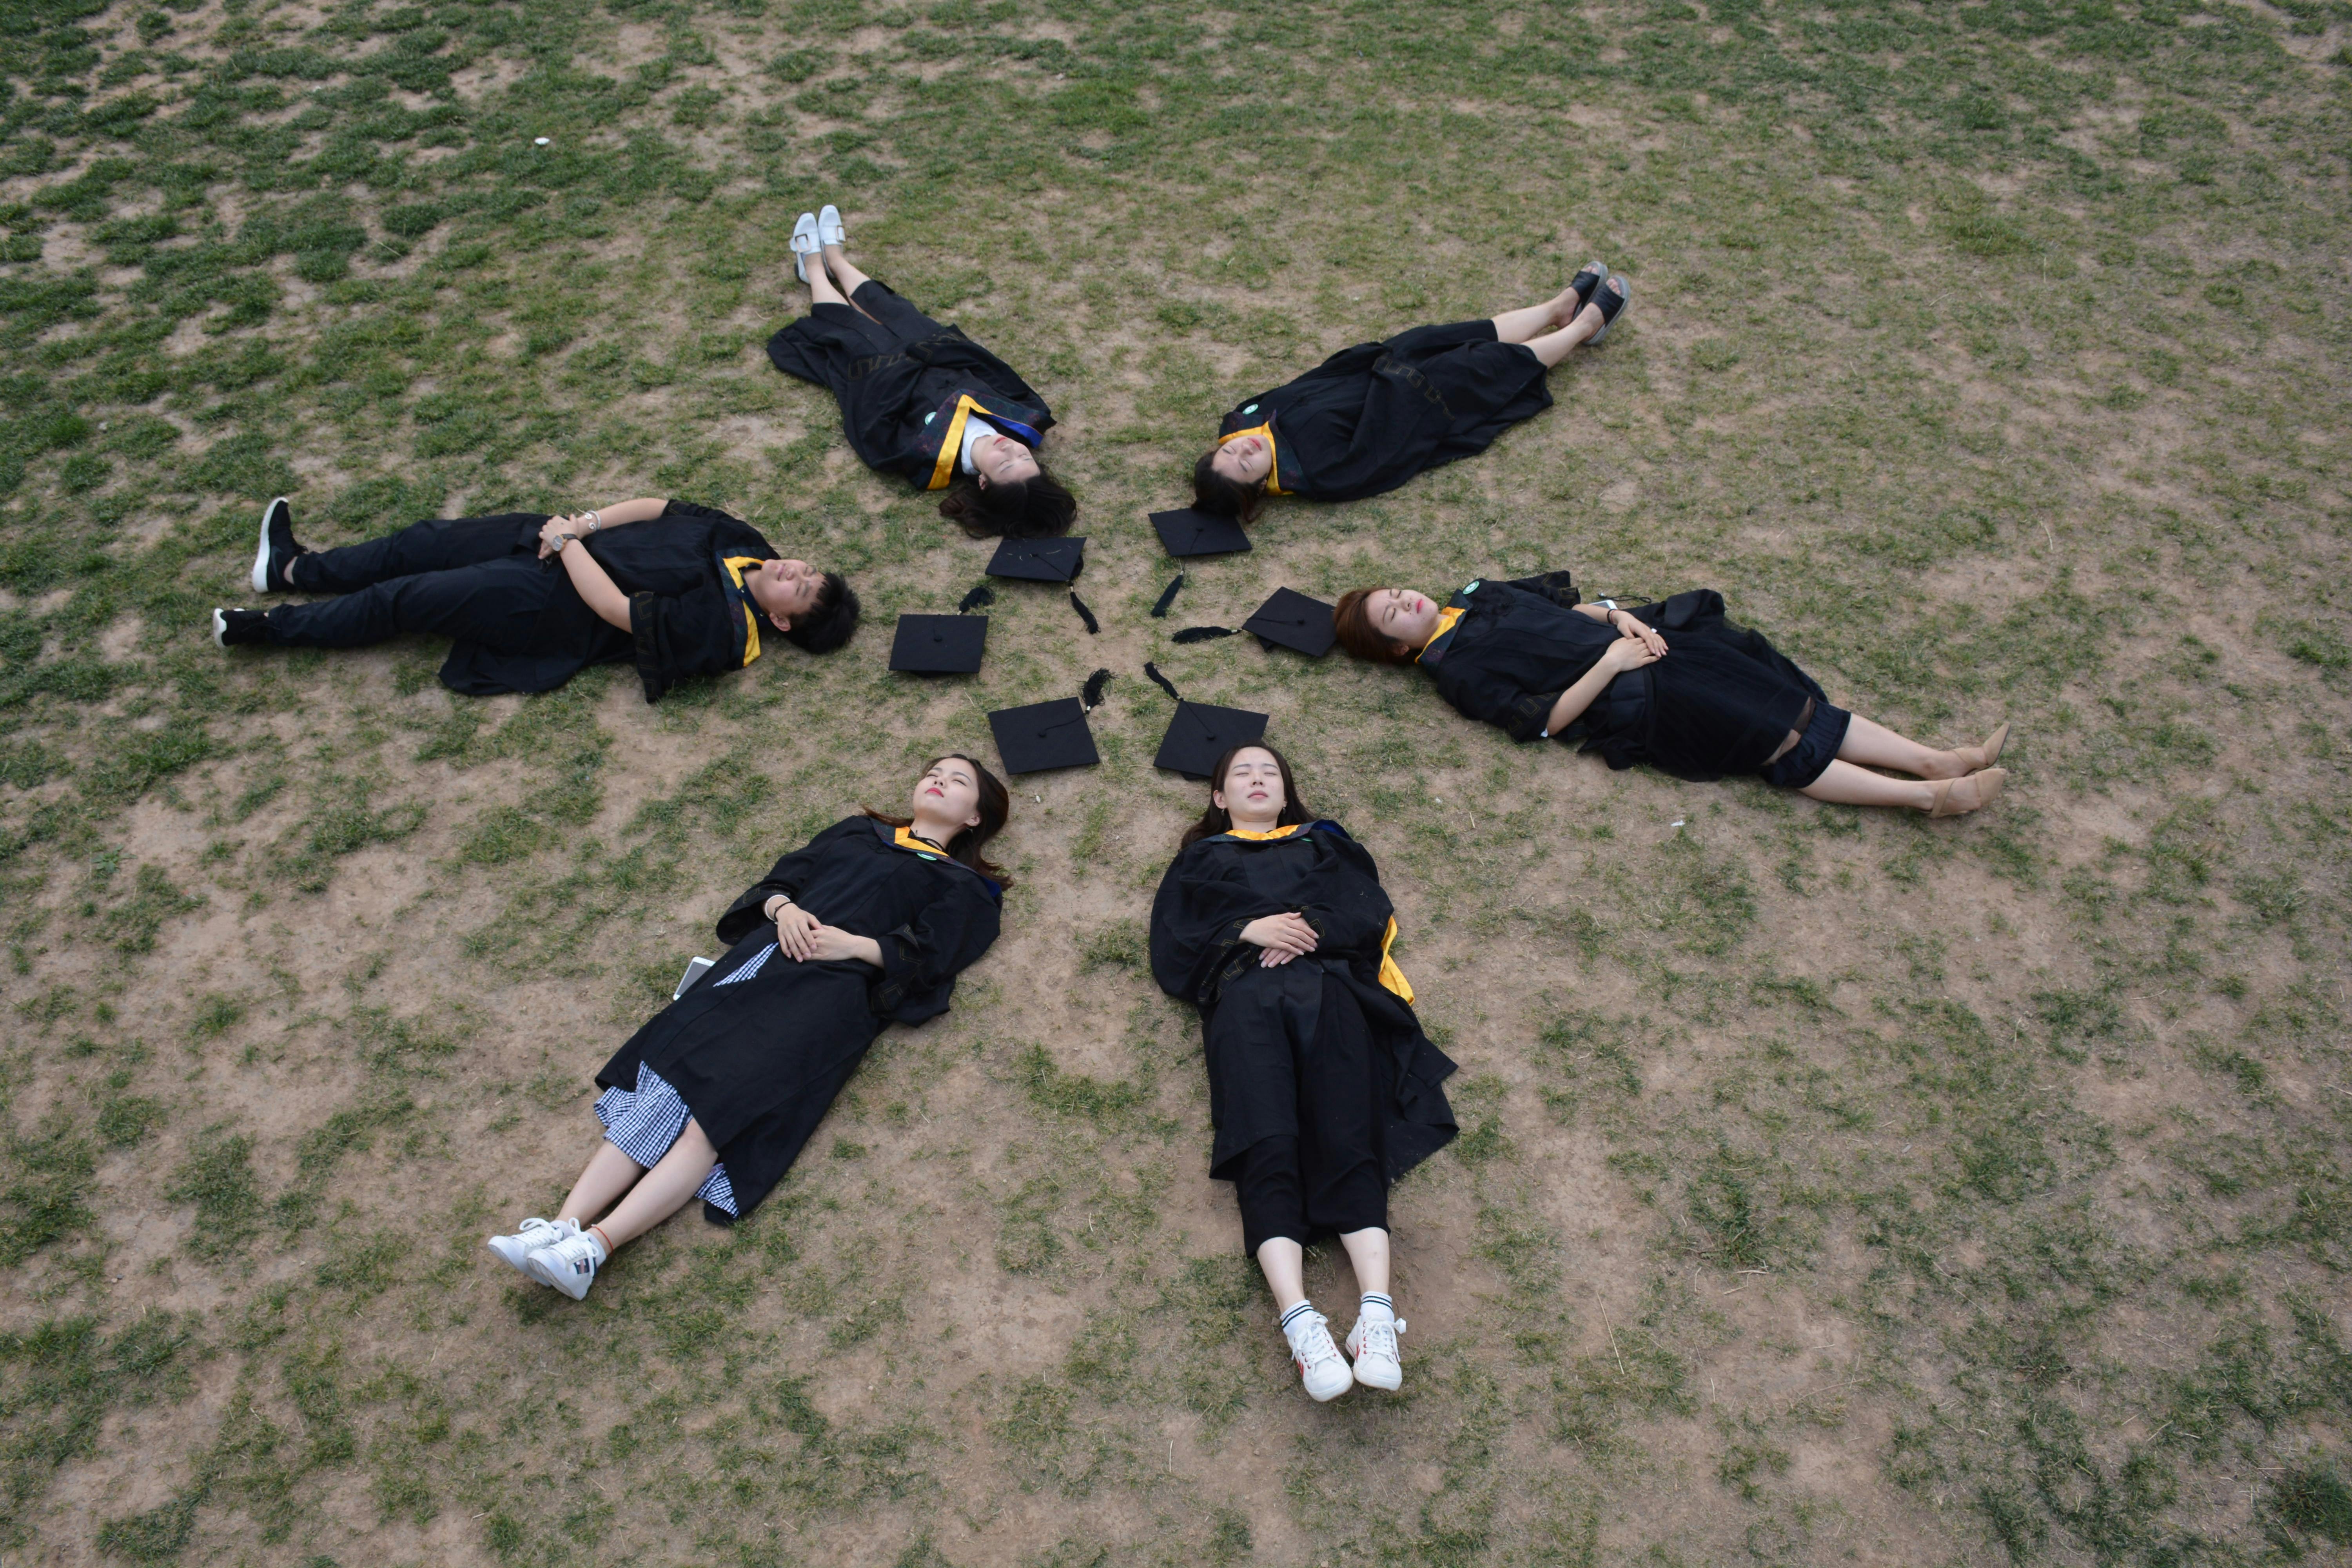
[2,0,2350,1562]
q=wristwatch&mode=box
[552,533,579,554]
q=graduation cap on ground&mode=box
[1245,588,1336,657]
[987,669,1114,776]
[987,537,1085,582]
[1143,662,1269,780]
[985,537,1099,633]
[1148,510,1253,619]
[1171,588,1338,659]
[888,613,987,674]
[1150,509,1252,558]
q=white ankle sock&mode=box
[1359,1292,1395,1324]
[1278,1300,1318,1345]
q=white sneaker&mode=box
[790,211,819,282]
[817,203,847,247]
[524,1228,606,1300]
[486,1216,575,1275]
[1346,1310,1406,1392]
[1282,1308,1352,1403]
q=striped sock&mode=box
[1360,1292,1394,1321]
[1278,1301,1316,1338]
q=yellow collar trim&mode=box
[1223,823,1305,841]
[928,394,990,492]
[1415,604,1464,662]
[892,827,956,858]
[1217,420,1287,497]
[721,555,766,667]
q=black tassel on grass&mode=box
[1172,626,1239,644]
[1143,662,1182,703]
[1081,668,1111,711]
[1150,573,1184,618]
[1069,591,1099,633]
[956,583,995,614]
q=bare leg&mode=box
[805,246,852,310]
[1491,290,1579,344]
[1800,759,1935,811]
[1838,713,1967,779]
[820,244,884,323]
[1256,1237,1308,1312]
[558,1139,645,1227]
[589,1119,719,1249]
[1522,290,1613,368]
[1337,1228,1391,1299]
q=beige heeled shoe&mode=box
[1927,767,2007,818]
[1951,722,2009,775]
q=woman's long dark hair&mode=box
[864,753,1014,886]
[938,463,1077,538]
[1178,742,1314,850]
[1191,452,1267,524]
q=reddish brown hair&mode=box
[1332,588,1418,665]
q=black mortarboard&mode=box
[1242,588,1336,658]
[1154,701,1269,780]
[1150,509,1252,557]
[888,613,987,674]
[988,697,1099,775]
[986,536,1085,583]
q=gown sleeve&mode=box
[1298,842,1397,955]
[1499,570,1580,608]
[630,584,745,705]
[1149,848,1277,1008]
[1430,650,1564,745]
[871,871,1002,1025]
[714,819,861,945]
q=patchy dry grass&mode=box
[1,0,2349,1563]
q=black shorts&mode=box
[1758,700,1851,789]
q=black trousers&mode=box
[263,513,555,651]
[1229,976,1389,1254]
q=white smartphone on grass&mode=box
[672,956,715,999]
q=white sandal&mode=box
[790,211,819,282]
[817,204,847,248]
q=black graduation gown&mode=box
[1214,320,1552,503]
[441,500,779,704]
[765,281,1054,493]
[595,818,1002,1223]
[1419,572,1828,782]
[1149,822,1456,1181]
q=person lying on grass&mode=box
[1334,573,2009,815]
[1191,262,1630,522]
[1150,744,1457,1403]
[212,494,857,702]
[486,755,1009,1300]
[767,202,1076,539]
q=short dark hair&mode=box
[1191,451,1267,524]
[780,571,858,654]
[938,464,1077,538]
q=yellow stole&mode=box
[1415,604,1463,664]
[719,556,766,667]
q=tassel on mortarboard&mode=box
[1150,573,1184,619]
[956,583,995,614]
[1172,626,1240,644]
[1143,661,1182,704]
[1081,668,1112,711]
[1069,590,1099,634]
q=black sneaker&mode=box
[212,608,268,648]
[249,496,307,593]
